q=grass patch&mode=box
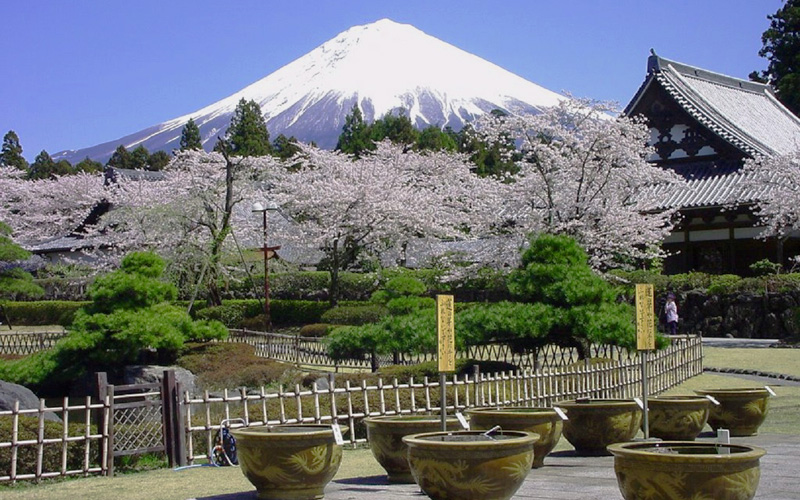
[702,347,800,378]
[660,372,800,435]
[0,447,383,500]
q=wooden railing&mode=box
[0,337,703,481]
[227,329,643,371]
[184,336,702,463]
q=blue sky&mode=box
[1,0,784,161]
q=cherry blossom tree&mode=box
[271,141,498,304]
[476,99,683,269]
[737,151,800,240]
[101,149,280,305]
[0,166,107,245]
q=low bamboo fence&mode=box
[0,336,703,481]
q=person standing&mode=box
[665,293,679,335]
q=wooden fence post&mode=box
[106,384,115,477]
[162,370,187,468]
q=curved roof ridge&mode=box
[662,66,772,156]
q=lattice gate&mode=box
[96,371,185,475]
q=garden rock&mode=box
[0,379,61,422]
[123,365,197,396]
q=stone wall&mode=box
[663,291,800,339]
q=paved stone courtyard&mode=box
[196,432,800,500]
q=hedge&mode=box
[1,300,90,326]
[194,300,333,327]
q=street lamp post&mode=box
[252,202,280,331]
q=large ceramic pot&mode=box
[557,398,642,455]
[694,388,770,436]
[465,406,562,467]
[646,396,711,440]
[231,423,347,500]
[608,441,766,500]
[364,415,459,483]
[403,430,537,500]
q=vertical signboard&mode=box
[436,295,455,373]
[635,284,655,351]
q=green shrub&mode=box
[193,299,332,327]
[1,300,89,326]
[339,272,380,300]
[668,272,713,291]
[385,296,435,315]
[272,300,332,324]
[270,272,330,299]
[750,259,782,276]
[195,302,252,328]
[0,416,100,476]
[320,304,389,325]
[177,342,293,390]
[299,323,331,337]
[384,276,427,297]
[708,274,742,294]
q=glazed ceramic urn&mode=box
[608,441,766,500]
[363,415,459,483]
[646,395,711,440]
[465,406,562,467]
[403,430,537,500]
[694,388,770,436]
[231,423,347,500]
[557,398,642,455]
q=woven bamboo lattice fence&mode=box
[0,331,68,356]
[227,329,642,371]
[0,397,107,483]
[184,336,702,464]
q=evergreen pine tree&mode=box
[416,126,458,152]
[74,157,103,174]
[751,0,800,115]
[336,104,374,158]
[107,145,134,170]
[147,150,171,171]
[272,134,302,160]
[130,146,150,170]
[28,150,57,180]
[371,110,419,146]
[179,118,203,151]
[226,98,271,156]
[1,130,29,172]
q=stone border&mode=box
[704,366,800,382]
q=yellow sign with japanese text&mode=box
[436,295,455,372]
[636,284,655,350]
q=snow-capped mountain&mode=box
[55,19,565,163]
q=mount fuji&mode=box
[55,19,565,163]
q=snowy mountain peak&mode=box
[55,18,565,163]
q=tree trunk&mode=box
[329,238,340,307]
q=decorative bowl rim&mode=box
[607,440,766,462]
[402,429,538,449]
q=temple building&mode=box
[624,52,800,274]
